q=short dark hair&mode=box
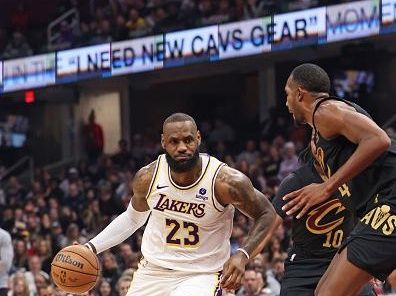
[163,113,197,130]
[291,63,330,93]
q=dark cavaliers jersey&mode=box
[311,97,396,217]
[272,164,355,288]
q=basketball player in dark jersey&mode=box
[281,63,396,296]
[272,164,375,296]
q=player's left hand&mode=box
[282,183,331,219]
[221,251,248,291]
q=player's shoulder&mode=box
[214,165,252,204]
[132,159,158,196]
[215,165,250,188]
[0,228,12,241]
[315,99,358,121]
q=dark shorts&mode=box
[340,203,396,281]
[281,280,376,296]
[280,283,315,296]
[280,287,314,296]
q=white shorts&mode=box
[126,258,223,296]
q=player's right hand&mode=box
[220,251,248,291]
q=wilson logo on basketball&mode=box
[55,254,84,269]
[306,199,346,234]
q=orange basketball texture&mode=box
[51,245,100,294]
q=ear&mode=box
[161,134,165,150]
[297,87,305,101]
[196,130,202,146]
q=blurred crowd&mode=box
[0,113,300,296]
[0,0,349,59]
[1,113,395,296]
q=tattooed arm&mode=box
[215,166,276,290]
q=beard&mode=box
[165,149,200,173]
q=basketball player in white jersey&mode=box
[85,113,276,295]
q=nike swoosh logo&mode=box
[157,185,169,189]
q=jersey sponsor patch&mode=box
[196,188,208,201]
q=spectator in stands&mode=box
[116,243,134,271]
[212,141,227,161]
[243,0,265,19]
[24,255,49,295]
[49,222,64,255]
[277,141,299,180]
[9,273,30,296]
[37,284,55,296]
[179,0,197,26]
[206,0,231,24]
[35,238,53,275]
[77,21,92,46]
[60,167,79,196]
[64,182,85,213]
[97,278,113,296]
[198,0,214,26]
[83,199,105,236]
[152,7,169,34]
[60,223,87,247]
[3,32,33,59]
[98,181,124,218]
[130,134,146,166]
[112,139,132,168]
[265,258,283,295]
[230,224,246,254]
[162,1,185,32]
[5,177,26,208]
[46,177,64,201]
[237,269,276,296]
[13,239,28,271]
[91,19,113,44]
[54,21,75,49]
[230,0,244,20]
[33,273,50,291]
[209,119,235,144]
[124,252,141,270]
[84,110,104,164]
[237,140,260,166]
[116,276,132,296]
[38,214,52,238]
[113,15,129,41]
[101,252,121,289]
[250,166,266,192]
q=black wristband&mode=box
[86,242,97,254]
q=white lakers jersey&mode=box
[141,153,234,273]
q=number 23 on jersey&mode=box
[166,218,200,248]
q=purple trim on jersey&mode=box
[214,288,222,296]
[214,272,222,296]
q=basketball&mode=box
[51,245,100,294]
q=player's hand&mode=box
[220,251,248,291]
[282,183,331,219]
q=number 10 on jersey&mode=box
[166,218,200,248]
